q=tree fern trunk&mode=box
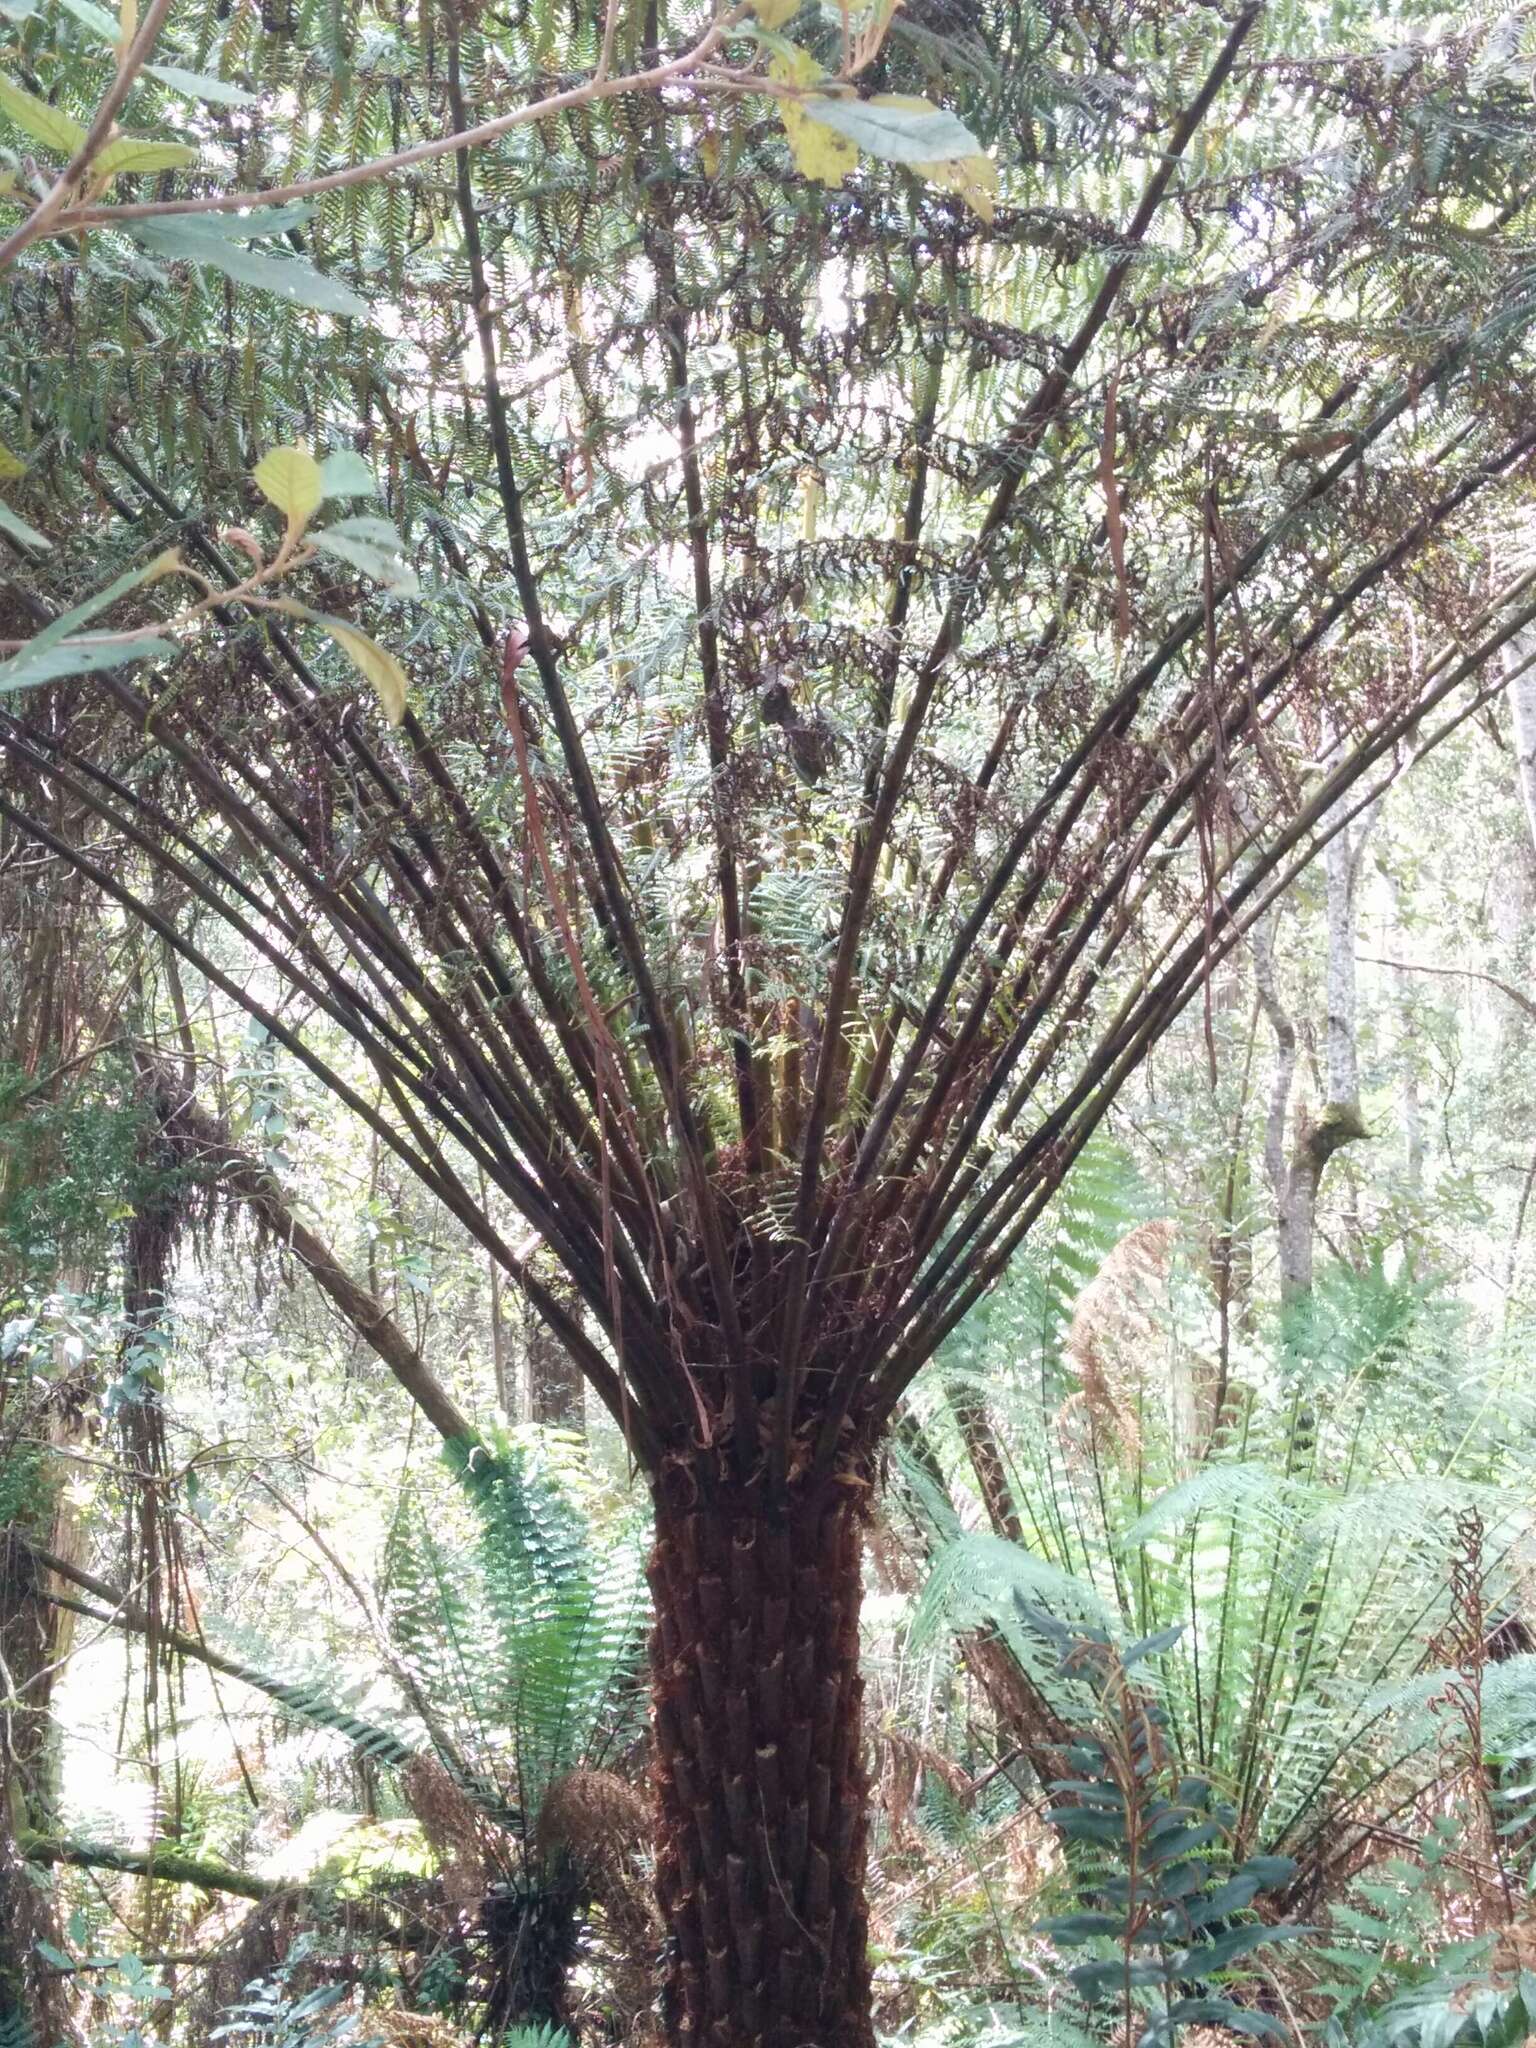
[648,1461,874,2048]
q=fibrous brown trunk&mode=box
[648,1461,874,2048]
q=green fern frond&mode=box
[911,1531,1110,1660]
[382,1430,649,1832]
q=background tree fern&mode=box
[905,1167,1536,1911]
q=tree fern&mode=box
[383,1429,649,1836]
[911,1187,1536,1899]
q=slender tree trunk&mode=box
[948,1390,1023,1544]
[648,1459,874,2048]
[1249,795,1371,1311]
[1508,628,1536,852]
[1380,869,1425,1205]
[525,1293,585,1432]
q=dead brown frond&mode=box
[1062,1218,1181,1461]
[400,1756,494,1913]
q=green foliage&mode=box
[1028,1610,1298,2047]
[1308,1826,1466,2033]
[1353,1963,1536,2048]
[0,1062,141,1277]
[913,1178,1536,1898]
[384,1427,649,1830]
[0,1440,49,1527]
[211,1945,380,2048]
[4,0,1536,2029]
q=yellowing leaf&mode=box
[144,546,184,583]
[119,0,137,47]
[252,446,324,533]
[771,51,856,188]
[94,134,198,177]
[754,0,800,25]
[322,618,407,725]
[915,149,999,221]
[0,74,89,156]
[700,130,721,178]
[0,440,25,481]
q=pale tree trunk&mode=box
[1250,781,1373,1310]
[0,861,94,2046]
[1508,627,1536,853]
[1380,869,1424,1202]
[1502,630,1536,1298]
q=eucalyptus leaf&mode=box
[95,134,199,176]
[0,73,89,155]
[252,446,325,528]
[52,0,119,40]
[317,615,408,723]
[135,200,313,240]
[27,556,170,655]
[0,499,50,548]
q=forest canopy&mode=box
[2,0,1536,2039]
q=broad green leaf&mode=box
[318,450,379,501]
[94,134,198,176]
[771,51,856,187]
[0,1,40,20]
[28,555,171,655]
[144,63,259,108]
[753,0,800,24]
[53,0,118,40]
[319,617,408,724]
[0,499,50,548]
[803,92,980,164]
[0,74,89,155]
[138,201,313,240]
[0,439,25,480]
[129,218,370,317]
[0,633,176,693]
[252,446,324,531]
[309,516,419,594]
